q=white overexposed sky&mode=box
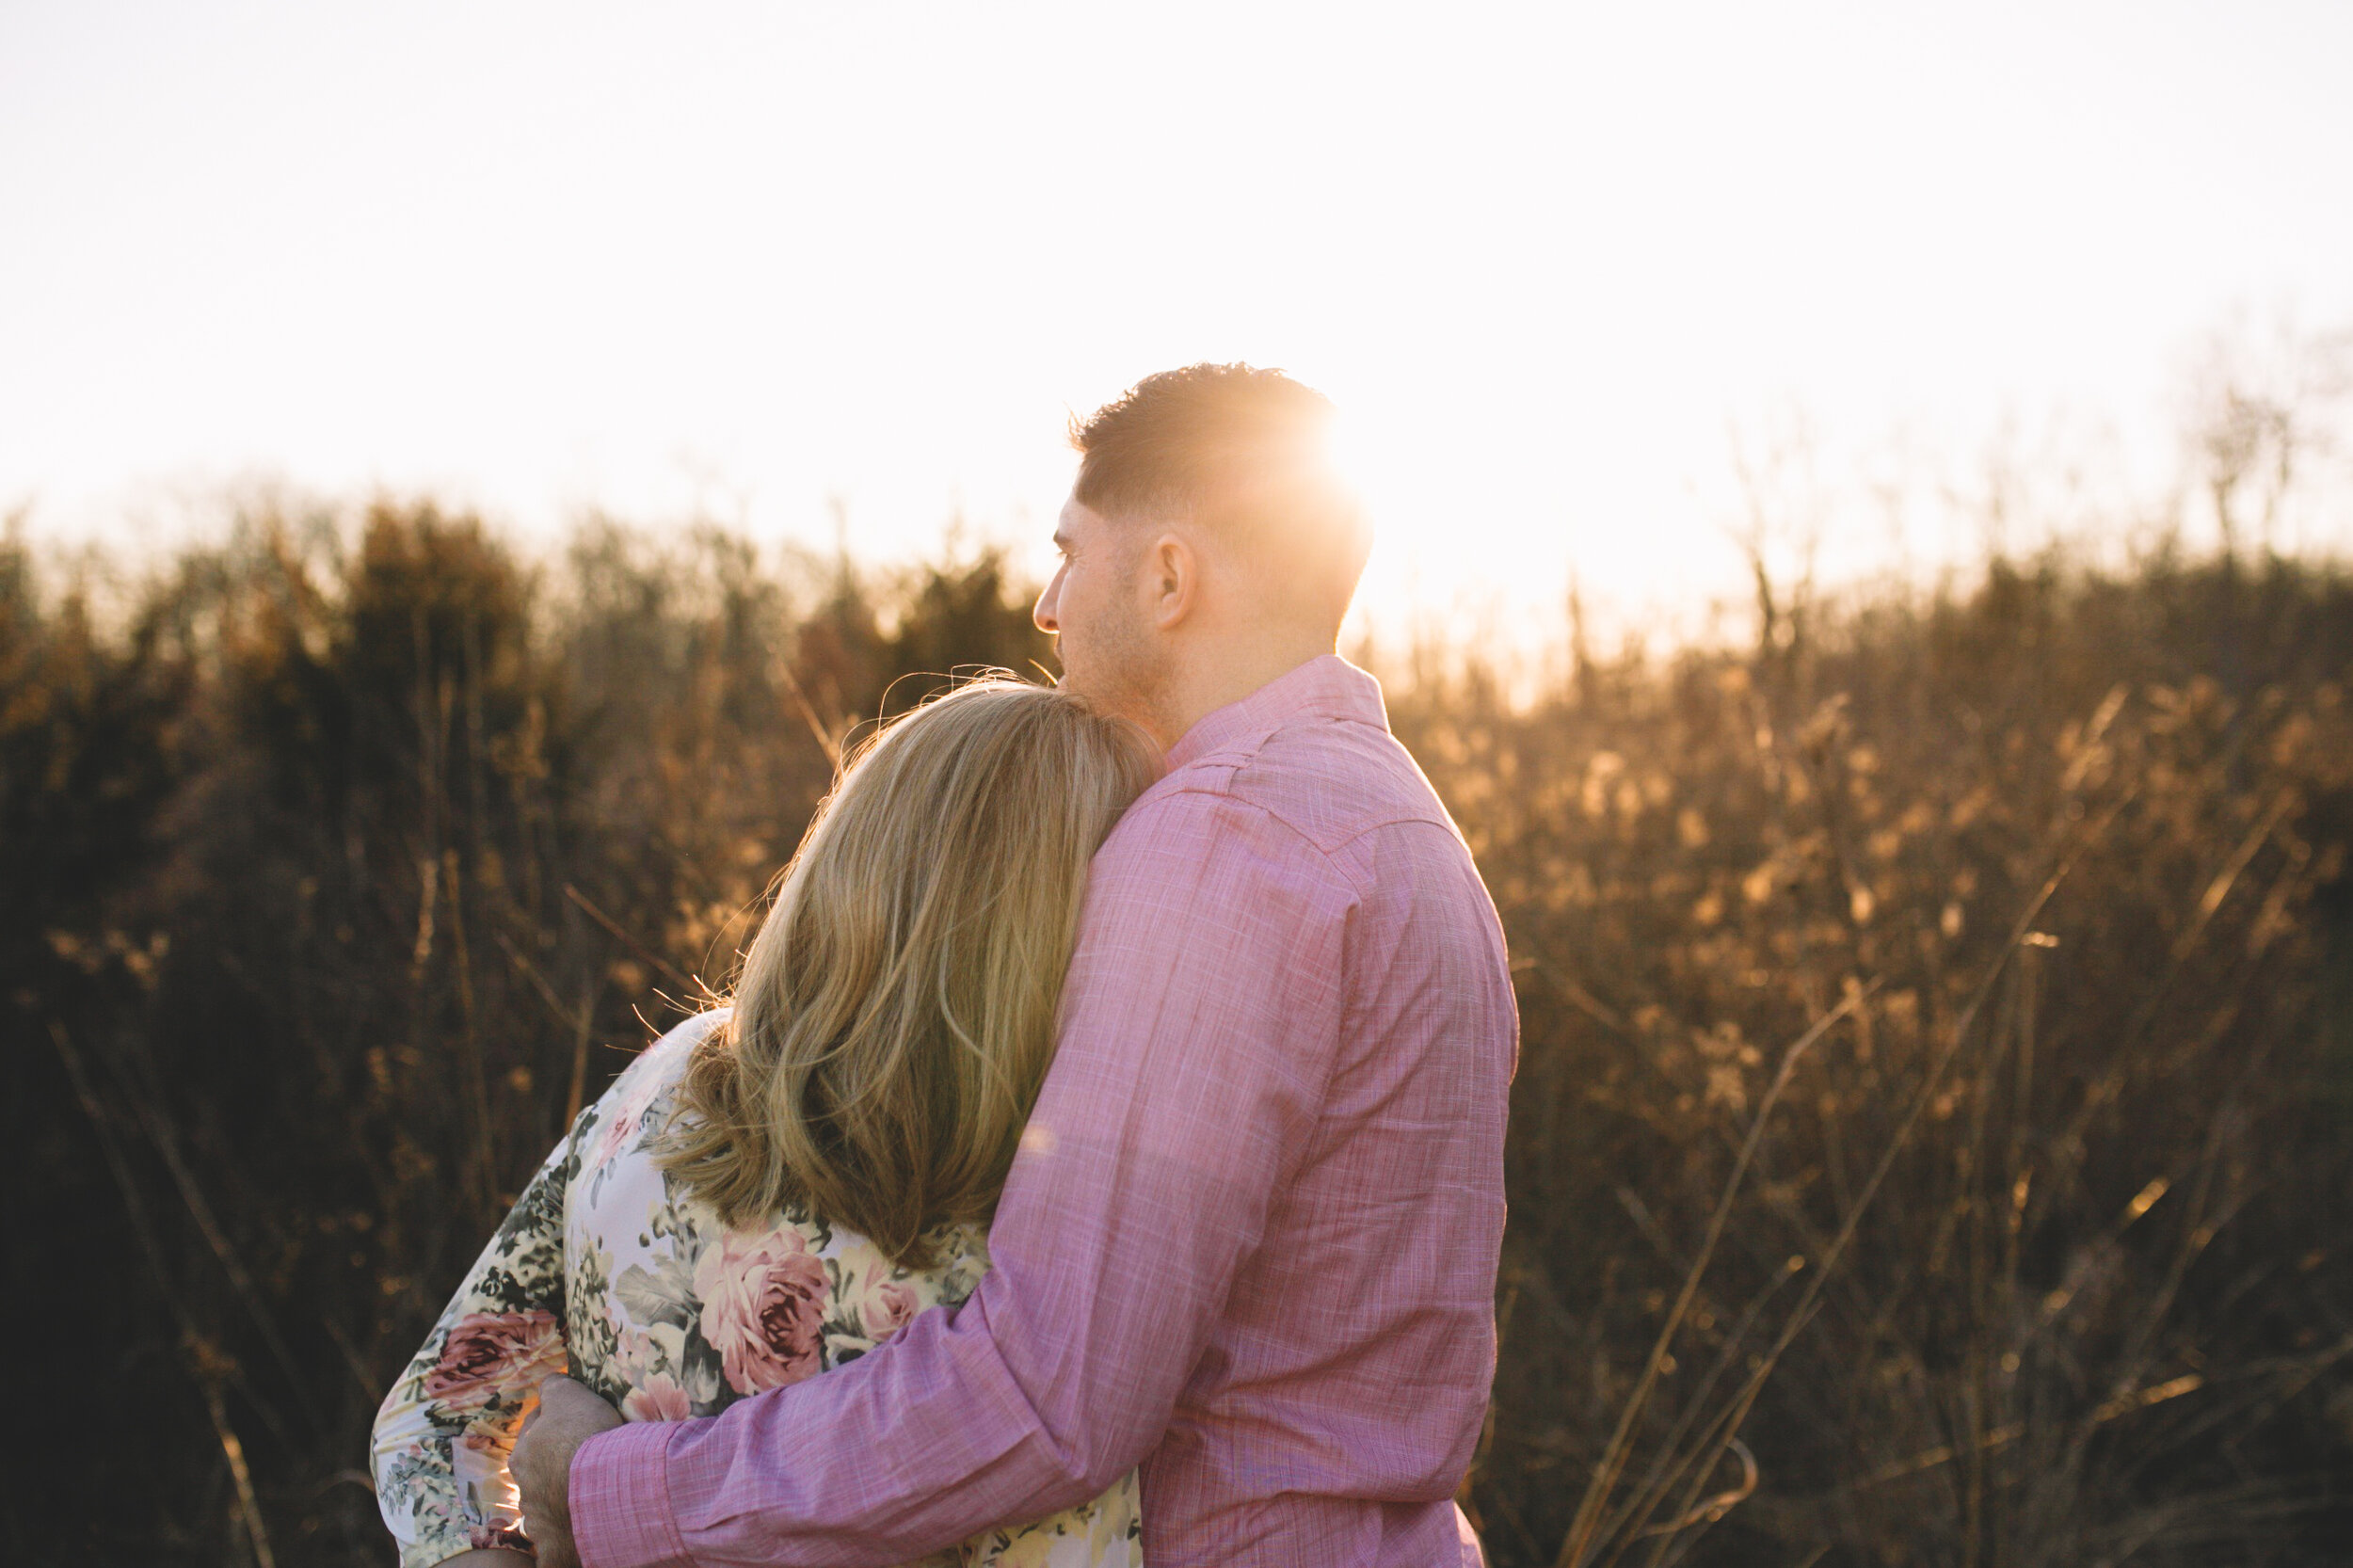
[4,0,2350,632]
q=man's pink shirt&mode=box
[572,655,1518,1566]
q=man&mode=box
[516,363,1517,1565]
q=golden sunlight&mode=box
[4,1,2348,632]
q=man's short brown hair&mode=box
[1070,363,1369,616]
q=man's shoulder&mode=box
[1114,712,1466,891]
[1213,713,1461,854]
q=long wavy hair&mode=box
[658,678,1159,1266]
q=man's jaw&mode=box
[1056,659,1178,752]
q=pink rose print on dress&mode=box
[860,1280,921,1342]
[422,1310,566,1411]
[468,1525,535,1554]
[454,1427,521,1514]
[621,1372,695,1423]
[594,1064,664,1170]
[454,1421,535,1552]
[611,1320,656,1379]
[693,1230,828,1395]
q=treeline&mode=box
[6,503,2350,1565]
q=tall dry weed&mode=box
[6,507,2350,1566]
[1405,552,2353,1566]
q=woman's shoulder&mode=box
[569,1009,727,1185]
[600,1007,725,1112]
[632,1007,730,1088]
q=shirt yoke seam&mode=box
[1146,776,1460,902]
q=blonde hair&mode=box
[659,678,1159,1266]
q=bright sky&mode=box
[5,1,2351,630]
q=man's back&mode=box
[1096,656,1516,1560]
[569,656,1516,1568]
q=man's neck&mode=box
[1142,626,1338,753]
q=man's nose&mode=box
[1032,573,1061,633]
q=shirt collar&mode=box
[1164,653,1389,772]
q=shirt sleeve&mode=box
[569,786,1353,1568]
[371,1110,587,1567]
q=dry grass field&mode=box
[7,500,2350,1565]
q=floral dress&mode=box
[371,1011,1143,1567]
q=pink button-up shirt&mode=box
[572,655,1517,1566]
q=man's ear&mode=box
[1144,532,1197,631]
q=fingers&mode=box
[536,1372,624,1432]
[511,1370,620,1568]
[536,1373,588,1409]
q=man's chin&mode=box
[1049,660,1109,704]
[1060,672,1134,715]
[1053,645,1167,733]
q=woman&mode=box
[372,679,1160,1566]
